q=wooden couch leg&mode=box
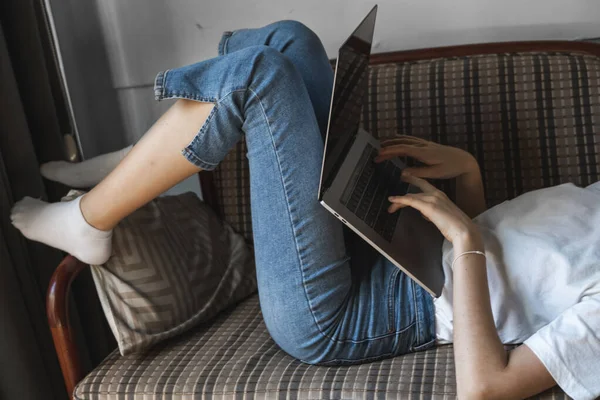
[46,255,88,399]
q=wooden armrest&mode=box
[369,40,600,65]
[47,255,88,399]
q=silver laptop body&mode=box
[318,5,445,297]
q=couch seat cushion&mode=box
[75,294,569,399]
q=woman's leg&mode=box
[12,24,435,363]
[218,20,333,137]
[39,20,329,190]
[12,21,328,263]
[216,22,436,362]
[154,42,433,362]
[11,99,214,264]
[80,100,214,230]
[40,145,133,188]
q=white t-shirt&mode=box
[434,182,600,400]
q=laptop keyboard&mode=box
[340,144,409,242]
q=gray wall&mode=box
[45,0,128,158]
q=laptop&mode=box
[318,5,445,297]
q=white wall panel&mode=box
[95,0,600,88]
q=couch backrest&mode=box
[212,51,600,243]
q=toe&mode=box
[10,204,24,222]
[10,213,24,229]
[12,197,29,211]
[10,203,23,217]
[11,196,44,219]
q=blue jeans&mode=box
[154,21,436,365]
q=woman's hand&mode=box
[388,172,480,244]
[379,135,487,218]
[375,135,478,179]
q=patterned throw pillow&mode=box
[63,190,257,355]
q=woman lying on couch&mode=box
[11,21,599,400]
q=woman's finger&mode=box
[400,172,438,193]
[375,144,425,162]
[388,192,423,203]
[381,135,429,147]
[387,194,435,217]
[380,139,427,149]
[388,203,433,216]
[394,134,428,142]
[388,195,437,213]
[378,144,424,155]
[387,202,408,213]
[402,165,445,179]
[389,192,438,205]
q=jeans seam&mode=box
[220,32,232,55]
[411,280,422,345]
[245,87,329,340]
[413,337,436,351]
[172,88,248,169]
[305,350,396,366]
[203,87,411,345]
[158,94,218,103]
[182,148,219,165]
[246,86,399,346]
[181,149,218,170]
[162,70,168,98]
[387,268,401,332]
[181,87,253,168]
[309,320,417,345]
[154,69,169,100]
[247,87,418,345]
[178,102,220,169]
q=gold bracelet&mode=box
[451,250,486,269]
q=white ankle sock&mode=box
[11,196,112,265]
[40,145,133,188]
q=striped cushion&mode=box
[75,294,569,399]
[213,52,600,243]
[84,192,257,355]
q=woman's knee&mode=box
[247,45,302,83]
[269,20,323,49]
[267,325,329,365]
[262,307,343,365]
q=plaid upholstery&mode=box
[212,140,253,242]
[75,294,570,400]
[213,52,600,243]
[74,51,600,398]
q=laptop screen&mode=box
[318,6,377,199]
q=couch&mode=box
[48,40,600,399]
